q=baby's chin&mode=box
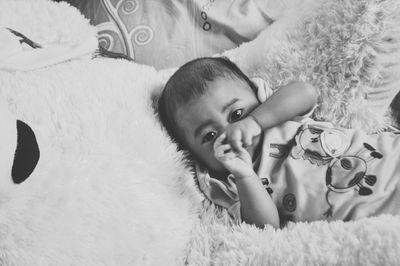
[208,167,230,180]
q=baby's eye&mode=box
[202,131,217,144]
[230,109,244,122]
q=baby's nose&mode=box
[216,123,229,136]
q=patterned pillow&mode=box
[74,0,282,69]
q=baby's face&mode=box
[175,76,260,175]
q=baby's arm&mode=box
[250,81,319,129]
[236,172,280,228]
[214,134,280,229]
[226,82,319,151]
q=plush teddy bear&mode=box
[0,27,96,71]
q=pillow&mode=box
[70,0,284,69]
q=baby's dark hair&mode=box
[158,57,257,149]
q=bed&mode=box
[1,0,400,265]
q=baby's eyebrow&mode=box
[194,119,214,138]
[221,98,239,113]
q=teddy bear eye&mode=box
[12,120,40,184]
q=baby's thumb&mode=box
[243,134,253,147]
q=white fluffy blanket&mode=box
[224,0,400,132]
[1,0,400,265]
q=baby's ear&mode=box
[11,120,40,184]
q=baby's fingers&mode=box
[214,134,230,157]
[229,130,243,152]
[213,133,227,149]
[214,143,233,159]
[243,133,253,147]
[234,144,253,164]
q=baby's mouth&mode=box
[11,120,40,184]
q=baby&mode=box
[158,57,400,228]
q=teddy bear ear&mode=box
[11,120,40,184]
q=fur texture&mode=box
[0,1,201,265]
[1,0,400,265]
[223,0,400,132]
[0,58,202,266]
[189,0,400,264]
[186,202,400,266]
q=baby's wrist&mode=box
[233,170,258,181]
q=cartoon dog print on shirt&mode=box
[290,124,383,217]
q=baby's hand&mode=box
[213,133,254,179]
[225,116,261,152]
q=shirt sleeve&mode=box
[250,77,316,123]
[251,77,274,102]
[196,163,242,221]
